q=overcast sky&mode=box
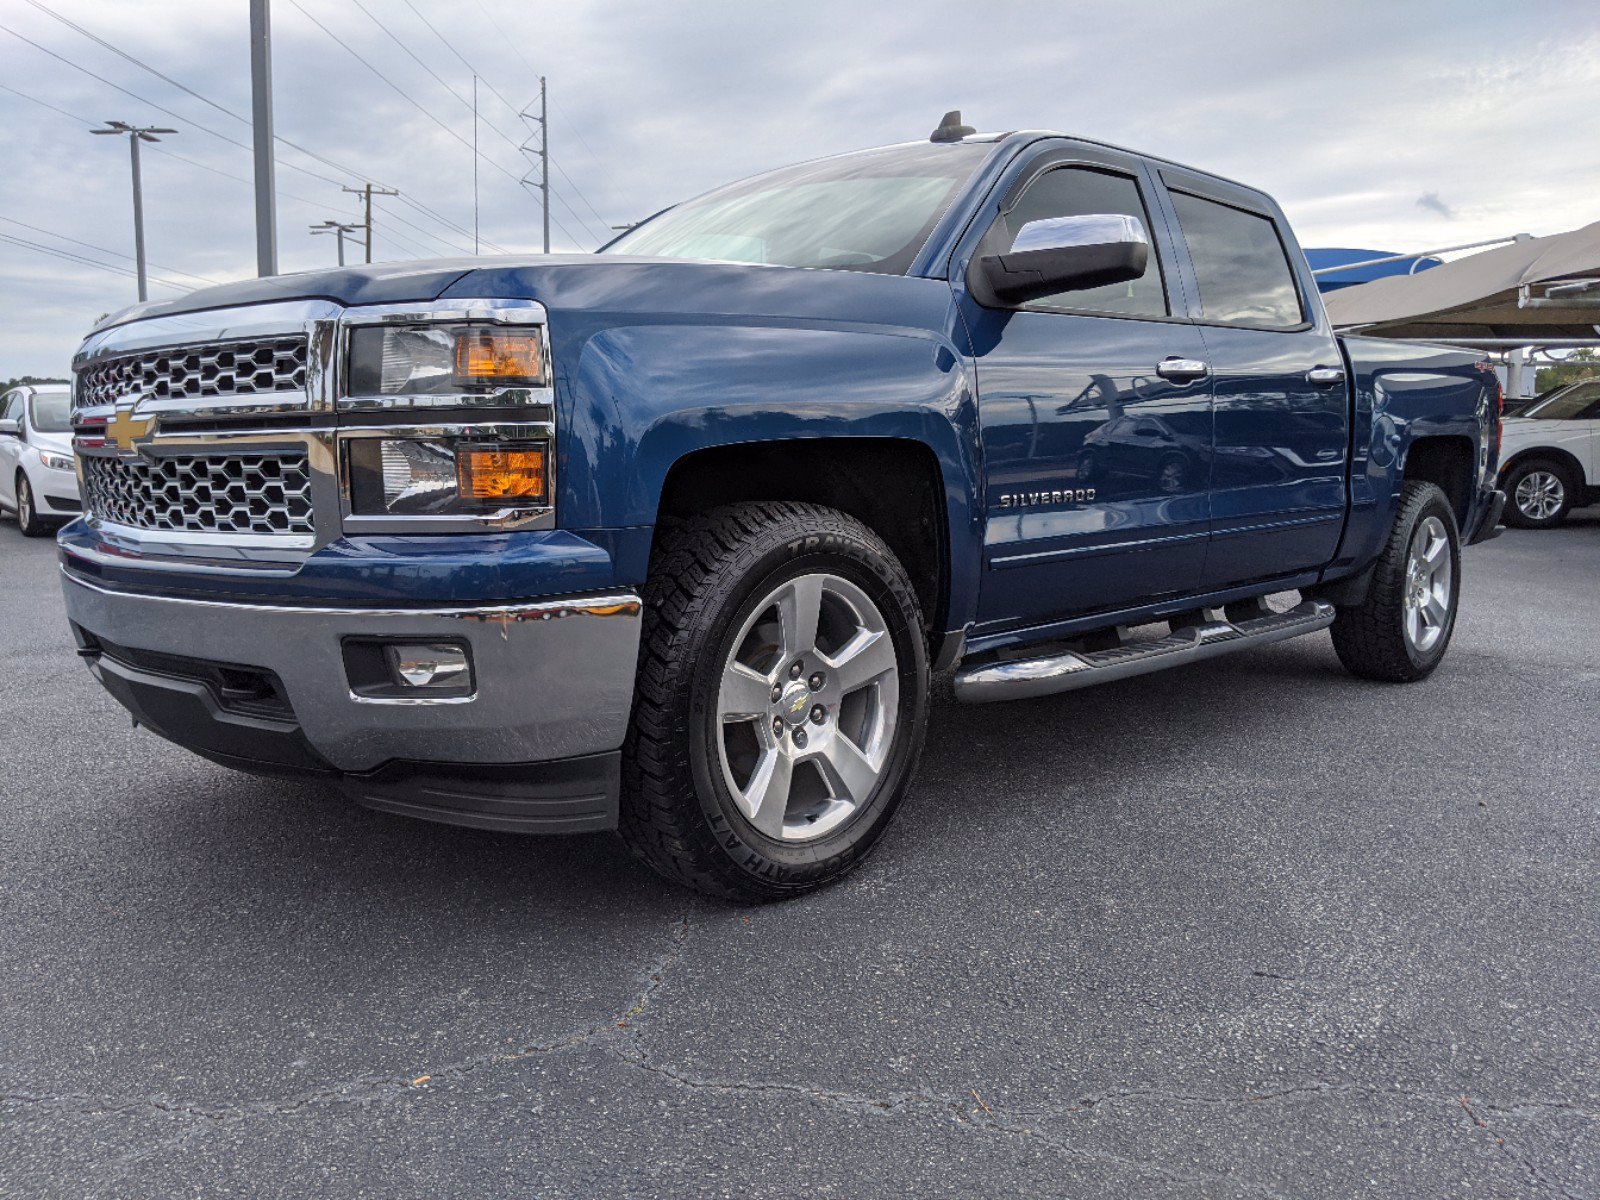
[2,0,1596,375]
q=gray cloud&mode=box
[2,0,1598,374]
[1415,192,1457,219]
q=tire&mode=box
[16,472,50,538]
[621,501,929,902]
[1502,458,1576,529]
[1330,480,1461,683]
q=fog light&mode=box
[386,644,471,689]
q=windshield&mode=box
[604,141,994,275]
[29,392,71,433]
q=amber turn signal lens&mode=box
[453,330,544,384]
[456,444,547,503]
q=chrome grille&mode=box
[75,337,309,408]
[81,453,314,536]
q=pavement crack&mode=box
[2,911,697,1133]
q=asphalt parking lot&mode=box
[2,514,1596,1199]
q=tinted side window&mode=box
[0,392,20,422]
[1170,191,1304,328]
[997,167,1167,317]
[1533,381,1600,420]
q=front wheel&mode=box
[1503,459,1576,529]
[1330,480,1461,682]
[16,473,50,538]
[621,501,929,902]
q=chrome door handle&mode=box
[1307,365,1346,386]
[1156,357,1210,382]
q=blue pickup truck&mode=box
[60,115,1504,900]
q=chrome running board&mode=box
[953,599,1336,704]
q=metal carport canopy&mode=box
[1323,220,1600,348]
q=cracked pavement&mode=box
[2,511,1597,1198]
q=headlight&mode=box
[347,324,547,397]
[346,437,548,516]
[39,451,75,472]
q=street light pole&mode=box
[311,220,364,267]
[250,0,278,277]
[91,121,176,302]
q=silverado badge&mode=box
[998,489,1095,509]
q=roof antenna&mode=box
[929,110,975,143]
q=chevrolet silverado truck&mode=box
[60,115,1505,901]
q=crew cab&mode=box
[58,116,1504,900]
[1496,379,1600,527]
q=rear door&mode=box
[956,143,1215,631]
[1155,168,1350,590]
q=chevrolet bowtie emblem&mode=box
[105,406,156,454]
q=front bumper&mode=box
[61,570,642,833]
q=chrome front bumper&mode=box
[61,570,642,774]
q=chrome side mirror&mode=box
[973,213,1150,307]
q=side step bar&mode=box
[953,599,1336,704]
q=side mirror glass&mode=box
[0,418,19,437]
[973,213,1150,307]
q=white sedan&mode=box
[1498,380,1600,528]
[0,383,80,537]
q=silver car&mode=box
[0,384,80,536]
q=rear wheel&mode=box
[621,501,929,902]
[1503,459,1575,528]
[16,473,50,538]
[1330,480,1461,682]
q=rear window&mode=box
[1170,191,1304,328]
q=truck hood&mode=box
[92,254,953,336]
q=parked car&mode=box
[0,383,80,536]
[1497,379,1600,527]
[58,115,1504,900]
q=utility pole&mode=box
[472,75,479,254]
[540,76,549,253]
[519,78,550,252]
[91,121,176,302]
[341,183,399,263]
[250,0,277,277]
[310,219,364,267]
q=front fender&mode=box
[557,319,983,631]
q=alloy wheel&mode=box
[715,572,900,842]
[1514,470,1564,521]
[1402,514,1453,653]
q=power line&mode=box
[0,231,190,291]
[23,0,249,127]
[0,15,491,251]
[0,214,216,285]
[0,19,349,197]
[394,0,605,244]
[374,200,474,255]
[349,0,523,156]
[286,0,527,191]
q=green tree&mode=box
[1534,348,1598,393]
[2,374,69,393]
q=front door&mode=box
[0,390,23,508]
[957,148,1214,631]
[1156,170,1350,589]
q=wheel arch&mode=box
[1401,435,1476,529]
[1498,444,1587,488]
[654,436,955,640]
